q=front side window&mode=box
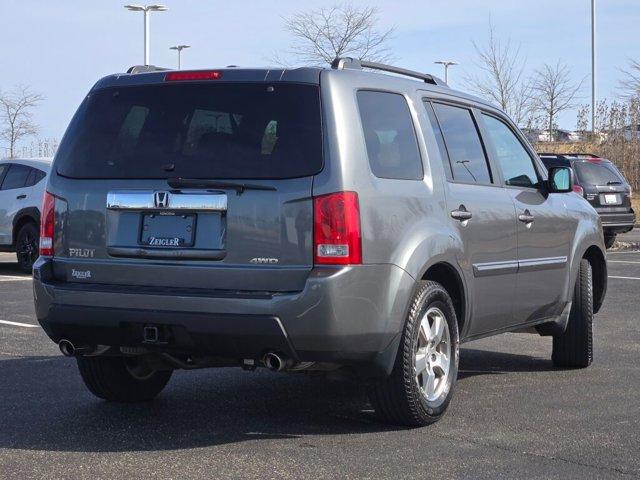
[357,91,423,180]
[481,114,540,188]
[432,103,492,184]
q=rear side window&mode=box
[481,114,540,188]
[357,91,423,180]
[1,164,30,190]
[574,162,624,186]
[55,83,323,179]
[0,164,8,184]
[25,168,46,187]
[432,103,492,184]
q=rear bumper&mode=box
[600,210,635,234]
[33,258,415,377]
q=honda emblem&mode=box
[154,191,170,208]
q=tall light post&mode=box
[434,60,458,84]
[591,0,597,132]
[124,4,168,66]
[170,44,190,69]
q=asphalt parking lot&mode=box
[1,234,639,479]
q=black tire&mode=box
[604,235,616,249]
[369,281,459,427]
[15,222,39,274]
[77,356,172,402]
[552,259,593,368]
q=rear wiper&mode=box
[606,181,622,185]
[167,178,277,195]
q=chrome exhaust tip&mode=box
[59,339,75,357]
[263,352,286,371]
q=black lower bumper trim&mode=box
[40,304,295,360]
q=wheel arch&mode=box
[12,207,40,244]
[421,261,467,335]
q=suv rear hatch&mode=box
[50,78,323,293]
[573,160,632,212]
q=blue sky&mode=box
[1,0,638,146]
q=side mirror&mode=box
[548,166,573,193]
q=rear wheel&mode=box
[369,281,459,427]
[77,356,172,402]
[603,234,616,249]
[552,259,593,368]
[15,222,39,273]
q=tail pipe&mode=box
[263,352,294,372]
[58,339,93,357]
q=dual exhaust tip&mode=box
[60,340,291,372]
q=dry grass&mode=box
[632,197,639,214]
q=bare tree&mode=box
[0,86,43,158]
[619,58,640,100]
[530,62,582,142]
[465,24,532,125]
[277,3,394,66]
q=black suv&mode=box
[540,153,636,248]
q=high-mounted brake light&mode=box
[39,191,55,256]
[164,71,222,82]
[313,192,362,265]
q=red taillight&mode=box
[39,191,55,256]
[313,192,362,265]
[164,70,222,82]
[572,185,584,196]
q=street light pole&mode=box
[591,0,597,132]
[125,4,168,66]
[169,45,190,69]
[434,60,458,84]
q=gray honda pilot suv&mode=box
[33,58,607,427]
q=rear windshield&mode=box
[574,162,624,186]
[55,83,323,179]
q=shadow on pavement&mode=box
[0,255,25,276]
[0,347,554,453]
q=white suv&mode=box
[0,158,52,272]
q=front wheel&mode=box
[552,259,593,368]
[369,281,459,427]
[77,356,172,402]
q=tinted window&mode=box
[357,91,423,180]
[55,83,323,179]
[432,103,492,184]
[0,164,8,184]
[424,102,453,179]
[482,114,540,188]
[24,168,47,187]
[1,164,30,190]
[574,162,624,185]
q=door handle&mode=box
[451,206,472,222]
[16,194,27,200]
[518,210,534,223]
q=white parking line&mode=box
[608,275,640,281]
[607,250,640,255]
[607,260,640,264]
[0,276,31,282]
[0,319,38,328]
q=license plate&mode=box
[604,194,619,205]
[140,213,195,247]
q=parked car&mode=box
[0,157,52,272]
[623,124,640,142]
[539,153,635,248]
[33,59,607,427]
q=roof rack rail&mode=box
[127,65,170,74]
[331,57,447,87]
